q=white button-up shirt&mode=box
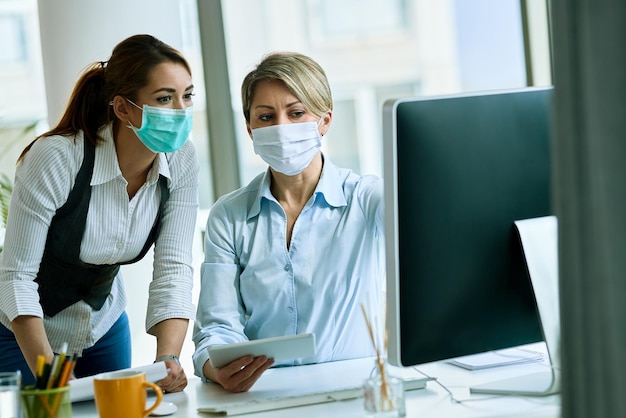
[0,124,199,355]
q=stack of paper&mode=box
[69,362,168,402]
[449,348,544,371]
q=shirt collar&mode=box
[91,123,170,186]
[248,156,347,220]
[316,158,347,207]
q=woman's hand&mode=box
[152,318,189,393]
[156,359,188,393]
[204,355,275,393]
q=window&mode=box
[310,0,409,45]
[0,13,27,64]
[218,0,550,186]
[0,0,47,182]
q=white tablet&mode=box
[208,333,316,369]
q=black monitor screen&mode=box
[383,87,552,367]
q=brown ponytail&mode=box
[18,34,191,163]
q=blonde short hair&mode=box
[241,52,333,122]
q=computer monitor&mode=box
[382,87,554,383]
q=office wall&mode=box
[37,0,184,126]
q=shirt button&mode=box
[284,265,290,272]
[116,242,123,249]
[287,307,294,313]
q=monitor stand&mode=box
[470,216,561,396]
[470,369,559,396]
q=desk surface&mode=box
[71,343,561,418]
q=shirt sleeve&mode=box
[0,136,80,321]
[192,197,249,379]
[356,174,384,235]
[145,141,199,333]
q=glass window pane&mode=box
[0,0,47,182]
[314,0,407,41]
[221,0,545,185]
[0,14,27,64]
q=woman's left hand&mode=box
[156,359,188,393]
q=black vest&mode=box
[35,138,169,317]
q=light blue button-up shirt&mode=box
[193,158,384,378]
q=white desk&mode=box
[71,344,560,417]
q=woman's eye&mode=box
[259,114,272,122]
[157,96,172,104]
[291,110,305,118]
[184,92,195,101]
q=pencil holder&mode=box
[20,385,72,418]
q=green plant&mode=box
[0,173,11,228]
[0,118,40,253]
[0,174,10,254]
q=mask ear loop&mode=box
[126,98,143,111]
[318,112,329,137]
[124,98,144,130]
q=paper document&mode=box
[69,361,168,402]
[449,347,544,370]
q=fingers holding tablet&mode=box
[205,334,316,393]
[213,355,275,393]
[208,334,316,369]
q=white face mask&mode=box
[252,120,323,176]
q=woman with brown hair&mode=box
[0,34,198,392]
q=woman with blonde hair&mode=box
[193,52,384,393]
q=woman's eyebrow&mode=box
[253,100,302,110]
[149,84,194,94]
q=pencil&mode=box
[35,355,46,380]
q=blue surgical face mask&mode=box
[126,99,193,153]
[252,118,324,176]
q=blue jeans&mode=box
[0,312,132,387]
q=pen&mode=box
[51,354,76,413]
[47,342,68,389]
[37,360,51,390]
[56,354,76,388]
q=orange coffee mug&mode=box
[93,370,163,418]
